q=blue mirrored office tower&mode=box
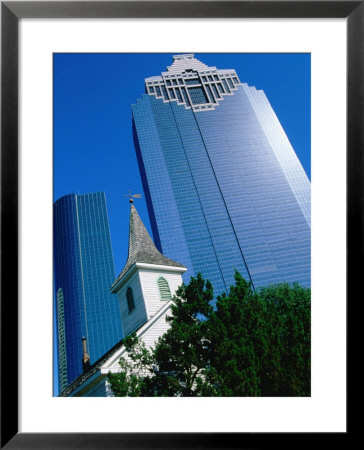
[132,54,310,295]
[54,192,123,390]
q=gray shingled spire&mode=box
[112,203,184,288]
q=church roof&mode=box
[111,203,184,289]
[59,299,174,397]
[58,335,125,397]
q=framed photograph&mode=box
[1,1,358,448]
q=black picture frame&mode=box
[1,1,358,448]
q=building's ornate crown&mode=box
[144,54,241,112]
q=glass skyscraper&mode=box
[54,192,123,389]
[132,54,310,296]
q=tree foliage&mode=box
[108,272,310,397]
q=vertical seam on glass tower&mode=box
[167,102,229,294]
[102,192,120,340]
[103,192,116,280]
[190,107,256,292]
[132,117,163,253]
[75,194,90,353]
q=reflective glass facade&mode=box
[54,192,123,388]
[56,288,68,392]
[132,55,310,295]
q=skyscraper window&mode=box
[185,78,201,85]
[222,79,231,93]
[176,89,183,103]
[188,86,208,104]
[205,84,216,103]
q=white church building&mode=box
[60,200,186,397]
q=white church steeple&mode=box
[111,201,186,337]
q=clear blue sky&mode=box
[53,53,311,395]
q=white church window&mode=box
[158,277,172,301]
[126,287,135,313]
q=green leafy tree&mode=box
[207,272,311,396]
[259,282,311,396]
[149,273,214,396]
[206,273,269,396]
[107,272,310,397]
[107,333,154,397]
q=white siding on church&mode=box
[141,307,171,349]
[116,271,148,336]
[138,269,183,319]
[101,301,173,376]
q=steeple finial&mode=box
[122,190,142,204]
